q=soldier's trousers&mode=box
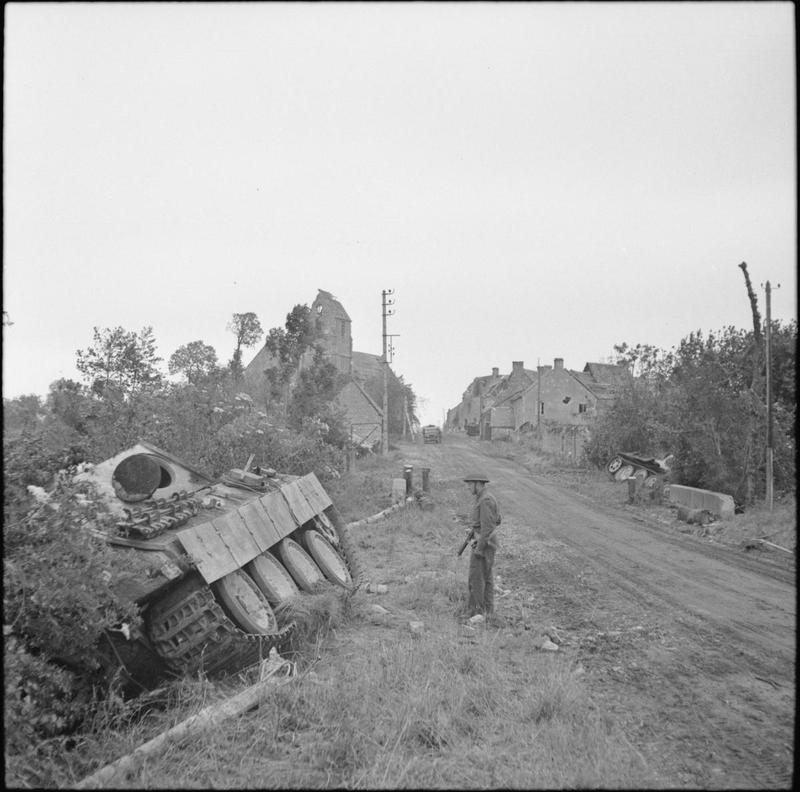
[468,546,495,616]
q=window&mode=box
[578,403,587,413]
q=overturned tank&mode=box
[606,451,672,488]
[79,442,362,690]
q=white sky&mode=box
[3,2,796,426]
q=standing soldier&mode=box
[462,472,501,619]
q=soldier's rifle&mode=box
[457,527,476,557]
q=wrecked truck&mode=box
[78,442,363,691]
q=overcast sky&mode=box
[3,2,796,425]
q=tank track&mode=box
[146,574,294,677]
[326,505,365,589]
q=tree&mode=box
[287,348,343,430]
[168,340,219,384]
[75,326,163,399]
[362,370,418,437]
[590,321,796,504]
[46,379,94,434]
[3,394,43,437]
[262,305,319,404]
[227,312,263,381]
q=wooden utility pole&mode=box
[381,289,394,455]
[765,281,773,511]
[537,358,541,430]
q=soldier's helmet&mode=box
[463,472,490,483]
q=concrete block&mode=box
[669,484,735,519]
[391,478,406,504]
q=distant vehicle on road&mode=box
[422,425,442,444]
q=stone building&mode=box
[477,361,536,440]
[448,356,630,461]
[243,289,388,449]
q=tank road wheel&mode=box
[614,464,635,482]
[212,570,277,635]
[277,538,325,592]
[302,530,353,588]
[245,552,300,605]
[146,573,293,677]
[607,456,624,475]
[313,513,339,547]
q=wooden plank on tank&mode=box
[260,490,298,541]
[177,522,238,583]
[237,499,282,551]
[211,512,261,568]
[297,473,332,513]
[281,479,316,525]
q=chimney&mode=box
[512,361,524,375]
[492,367,499,378]
[554,358,564,370]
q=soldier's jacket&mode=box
[470,489,501,554]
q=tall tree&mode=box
[263,305,319,404]
[168,340,219,384]
[227,312,263,381]
[287,347,343,430]
[75,326,162,399]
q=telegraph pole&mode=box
[381,289,394,455]
[764,281,774,511]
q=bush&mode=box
[4,635,95,753]
[4,471,145,752]
[4,475,142,666]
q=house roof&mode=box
[351,351,384,382]
[578,362,631,399]
[346,377,383,416]
[583,362,631,386]
[482,368,536,411]
[243,344,277,383]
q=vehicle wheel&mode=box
[607,456,623,474]
[614,465,635,482]
[245,552,300,604]
[313,513,339,547]
[302,530,353,588]
[212,569,278,635]
[147,573,292,676]
[277,537,325,592]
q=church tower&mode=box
[311,290,353,375]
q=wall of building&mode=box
[334,380,382,447]
[514,365,597,430]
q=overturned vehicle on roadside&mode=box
[78,442,362,691]
[606,451,673,489]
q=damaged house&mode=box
[244,289,390,449]
[449,357,631,461]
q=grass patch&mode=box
[325,451,405,523]
[714,494,797,551]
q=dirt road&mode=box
[401,435,795,788]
